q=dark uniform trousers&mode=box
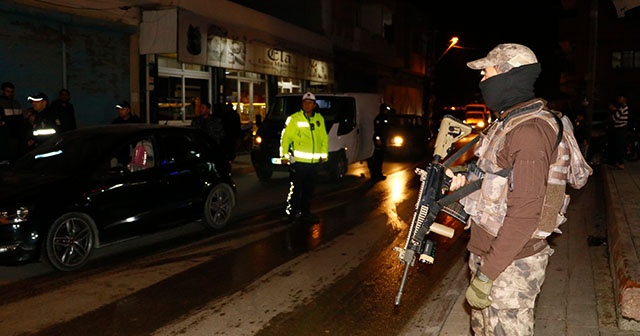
[286,162,320,217]
[368,145,385,178]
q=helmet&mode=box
[302,92,316,101]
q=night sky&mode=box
[427,1,562,107]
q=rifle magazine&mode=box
[442,201,470,223]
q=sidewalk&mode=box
[429,161,640,335]
[229,154,640,335]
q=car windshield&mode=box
[265,96,339,123]
[12,135,107,175]
[388,115,422,127]
[465,112,485,120]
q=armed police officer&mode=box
[447,44,591,335]
[280,92,329,224]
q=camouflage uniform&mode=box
[460,43,592,335]
[469,246,553,335]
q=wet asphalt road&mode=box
[0,153,476,336]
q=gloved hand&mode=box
[465,271,493,309]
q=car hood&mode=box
[0,170,76,205]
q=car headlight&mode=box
[0,207,30,225]
[252,135,262,149]
[33,128,56,136]
[391,136,404,147]
[477,121,485,128]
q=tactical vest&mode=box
[460,99,592,239]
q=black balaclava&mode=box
[478,63,541,118]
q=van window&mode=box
[334,97,356,135]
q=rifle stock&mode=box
[393,115,472,306]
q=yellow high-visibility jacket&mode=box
[279,110,328,164]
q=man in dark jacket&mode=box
[368,103,390,181]
[112,101,142,124]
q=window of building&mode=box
[157,54,212,125]
[611,50,640,69]
[225,71,266,128]
[278,77,302,93]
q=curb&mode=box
[603,165,640,328]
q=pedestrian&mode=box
[367,103,390,181]
[222,102,241,161]
[446,43,591,335]
[112,101,142,124]
[608,92,629,169]
[49,89,77,133]
[280,92,328,224]
[26,92,57,149]
[0,82,26,161]
[192,101,225,146]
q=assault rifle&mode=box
[393,115,477,306]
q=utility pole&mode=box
[585,0,598,147]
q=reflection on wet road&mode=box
[0,144,479,335]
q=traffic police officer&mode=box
[280,92,329,224]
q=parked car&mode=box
[463,103,492,132]
[0,124,236,272]
[384,114,432,158]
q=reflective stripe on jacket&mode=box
[279,110,328,164]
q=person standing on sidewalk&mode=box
[447,43,591,335]
[280,92,328,224]
[608,92,630,169]
[112,101,142,124]
[49,89,77,133]
[0,82,26,161]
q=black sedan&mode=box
[0,124,236,271]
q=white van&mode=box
[250,92,381,181]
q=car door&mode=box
[90,135,165,243]
[154,130,209,226]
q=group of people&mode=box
[0,82,77,163]
[3,43,598,334]
[278,43,593,335]
[190,100,241,162]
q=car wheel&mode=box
[203,183,236,229]
[43,212,96,272]
[255,165,273,181]
[329,151,348,181]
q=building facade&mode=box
[1,0,430,132]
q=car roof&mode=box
[464,104,487,112]
[59,124,188,143]
[12,124,210,175]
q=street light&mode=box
[437,36,459,63]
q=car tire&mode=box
[43,212,97,272]
[255,165,273,181]
[203,183,236,229]
[328,151,348,182]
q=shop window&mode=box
[225,71,266,129]
[157,55,211,125]
[278,77,302,93]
